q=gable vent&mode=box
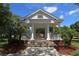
[38,14,43,19]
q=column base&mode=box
[30,38,34,40]
[46,38,50,40]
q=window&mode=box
[38,14,43,18]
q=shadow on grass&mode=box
[72,40,79,43]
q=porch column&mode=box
[46,24,50,40]
[31,24,34,40]
[45,27,47,39]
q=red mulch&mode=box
[53,40,78,55]
[0,41,27,54]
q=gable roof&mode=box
[23,9,62,21]
[22,9,63,23]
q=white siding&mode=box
[31,15,38,19]
[31,14,49,19]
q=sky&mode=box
[10,3,79,26]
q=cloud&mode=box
[69,8,79,15]
[59,15,64,19]
[43,6,58,13]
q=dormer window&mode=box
[38,14,43,18]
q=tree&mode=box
[7,15,20,41]
[18,19,27,40]
[0,4,28,45]
[0,3,12,39]
[8,14,28,41]
[60,26,75,46]
[50,23,60,34]
[70,21,79,32]
[70,21,79,38]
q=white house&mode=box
[21,9,62,40]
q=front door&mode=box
[35,28,45,40]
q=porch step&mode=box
[26,40,57,47]
[36,38,46,40]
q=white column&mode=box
[31,24,34,40]
[45,27,47,39]
[46,24,50,40]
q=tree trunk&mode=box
[1,33,3,40]
[68,36,73,46]
[8,32,12,43]
[19,33,21,40]
[14,34,16,39]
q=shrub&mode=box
[60,26,74,47]
[61,33,70,47]
[8,39,24,45]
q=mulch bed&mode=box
[53,40,78,55]
[0,40,27,54]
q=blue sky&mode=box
[10,3,79,26]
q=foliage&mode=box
[0,4,11,36]
[7,14,28,42]
[60,26,75,46]
[50,23,60,34]
[8,39,24,45]
[50,23,74,46]
[0,4,28,43]
[70,21,79,32]
[70,21,79,38]
[36,28,45,34]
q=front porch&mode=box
[21,9,62,41]
[30,23,51,40]
[21,25,62,41]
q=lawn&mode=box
[57,39,79,56]
[71,39,79,48]
[71,39,79,56]
[0,38,8,48]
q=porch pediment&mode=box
[24,9,59,20]
[30,14,49,19]
[23,9,62,24]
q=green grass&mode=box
[71,50,79,56]
[0,38,8,48]
[71,39,79,56]
[71,39,79,48]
